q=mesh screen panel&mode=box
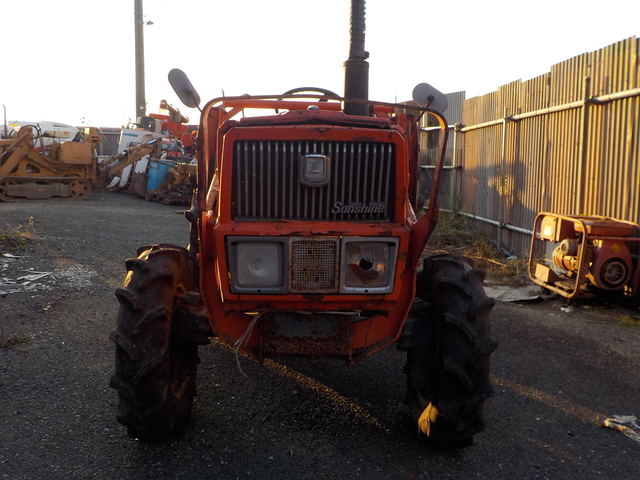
[289,239,339,293]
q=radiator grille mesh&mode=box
[289,239,339,293]
[232,140,395,221]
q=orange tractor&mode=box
[109,0,496,447]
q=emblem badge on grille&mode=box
[299,154,330,187]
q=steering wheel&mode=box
[282,87,340,97]
[276,87,340,113]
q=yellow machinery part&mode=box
[418,401,439,436]
[0,126,99,201]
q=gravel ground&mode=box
[1,192,639,479]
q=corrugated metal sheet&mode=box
[440,36,640,257]
[417,91,465,211]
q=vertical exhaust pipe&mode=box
[343,0,369,116]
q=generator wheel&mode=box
[405,254,496,447]
[109,244,199,439]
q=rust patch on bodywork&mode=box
[261,312,353,358]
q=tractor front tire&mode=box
[109,244,199,440]
[405,254,497,447]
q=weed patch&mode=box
[620,314,640,327]
[0,332,33,349]
[426,211,529,284]
[0,222,34,254]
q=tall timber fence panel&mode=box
[416,91,465,213]
[427,36,640,258]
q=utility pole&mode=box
[134,0,146,119]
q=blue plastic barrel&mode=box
[147,160,174,191]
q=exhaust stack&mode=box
[343,0,369,116]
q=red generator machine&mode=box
[529,212,640,300]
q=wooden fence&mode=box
[421,36,640,258]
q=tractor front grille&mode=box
[232,140,395,221]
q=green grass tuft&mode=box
[0,224,34,255]
[0,332,34,349]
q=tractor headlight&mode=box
[227,238,286,293]
[340,237,399,293]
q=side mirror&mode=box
[412,83,448,114]
[168,69,201,109]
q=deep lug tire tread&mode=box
[406,254,497,447]
[109,245,199,440]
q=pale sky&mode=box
[2,0,638,128]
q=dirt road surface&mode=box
[1,192,639,479]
